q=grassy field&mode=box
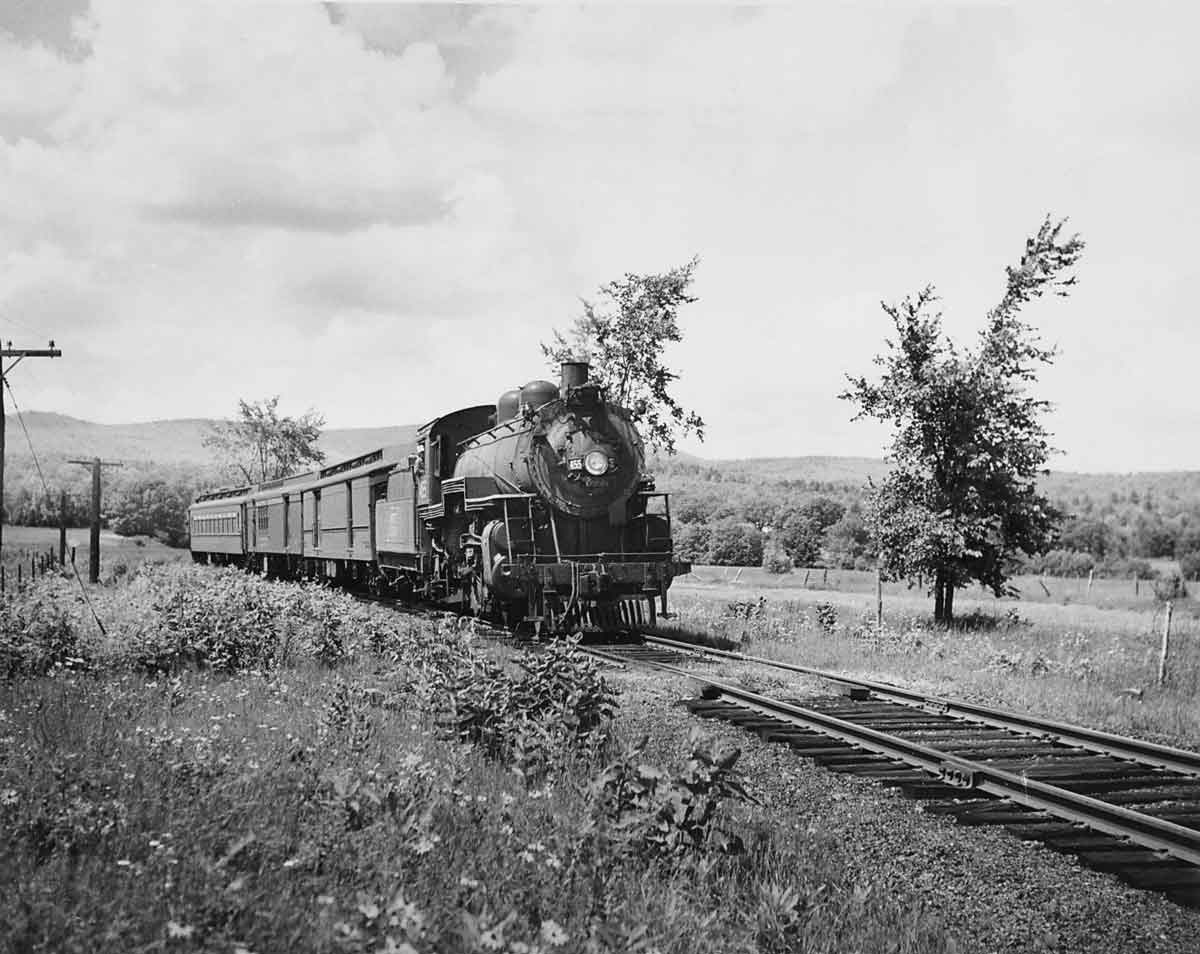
[0,524,187,590]
[687,563,1183,612]
[668,566,1200,747]
[0,565,949,953]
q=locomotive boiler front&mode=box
[453,364,644,520]
[447,360,685,635]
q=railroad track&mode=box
[584,637,1200,908]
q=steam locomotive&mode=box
[188,361,690,635]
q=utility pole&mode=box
[59,489,68,566]
[68,456,122,583]
[0,341,62,557]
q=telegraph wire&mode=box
[2,375,107,636]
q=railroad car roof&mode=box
[418,404,495,437]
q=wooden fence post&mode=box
[1134,573,1139,597]
[1086,568,1094,597]
[876,564,883,631]
[803,568,811,587]
[1157,601,1174,687]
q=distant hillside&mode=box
[650,451,1200,500]
[6,412,1200,566]
[7,412,1200,497]
[650,454,892,488]
[2,412,417,467]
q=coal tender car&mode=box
[189,361,689,635]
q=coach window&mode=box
[429,437,441,478]
[313,490,321,548]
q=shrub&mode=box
[1153,574,1188,602]
[725,598,767,621]
[0,580,86,677]
[814,602,838,634]
[446,638,617,776]
[1027,548,1094,578]
[1096,556,1157,580]
[706,519,765,567]
[1180,551,1200,582]
[586,735,754,857]
[762,539,793,575]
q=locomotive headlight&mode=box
[584,450,609,475]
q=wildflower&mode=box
[358,901,381,920]
[540,919,569,947]
[458,875,480,889]
[282,857,302,869]
[413,835,438,855]
[165,921,195,939]
[387,893,425,932]
[500,792,515,807]
[518,850,535,863]
[545,854,562,870]
[1,789,19,807]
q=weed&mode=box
[814,601,838,634]
[586,734,755,857]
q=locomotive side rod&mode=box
[644,634,1200,778]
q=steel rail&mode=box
[644,634,1200,777]
[593,647,1200,867]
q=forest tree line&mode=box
[654,456,1200,579]
[1,454,214,548]
[6,450,1200,579]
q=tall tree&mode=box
[542,257,705,454]
[204,397,325,485]
[110,476,193,547]
[842,216,1085,623]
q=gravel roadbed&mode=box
[606,661,1200,954]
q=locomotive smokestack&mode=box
[560,360,589,395]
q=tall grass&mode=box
[1,565,951,953]
[662,585,1200,746]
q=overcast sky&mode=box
[2,1,1197,471]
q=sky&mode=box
[1,1,1198,472]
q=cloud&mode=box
[1,2,1199,471]
[0,32,81,141]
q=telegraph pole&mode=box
[1,341,63,557]
[67,457,122,583]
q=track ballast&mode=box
[584,637,1200,908]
